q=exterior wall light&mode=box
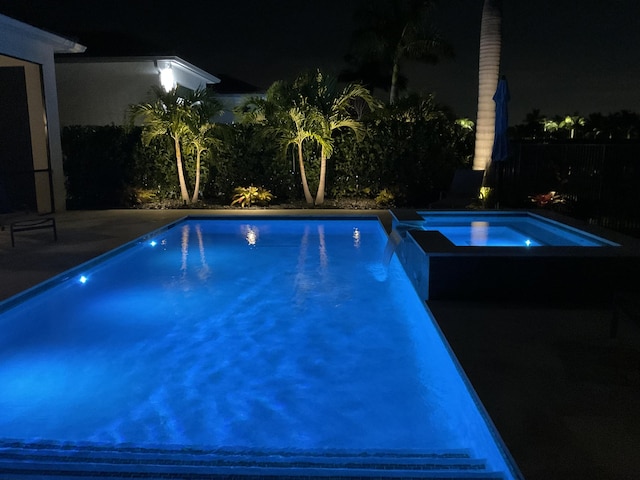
[160,65,176,92]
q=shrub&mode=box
[62,126,140,209]
[375,188,395,207]
[206,123,298,205]
[231,186,274,208]
[62,125,180,208]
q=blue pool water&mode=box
[416,211,618,247]
[0,217,520,478]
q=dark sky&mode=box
[1,0,639,124]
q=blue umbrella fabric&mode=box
[491,75,510,162]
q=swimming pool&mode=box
[391,210,640,302]
[416,211,618,247]
[0,216,521,478]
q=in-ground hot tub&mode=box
[391,209,640,302]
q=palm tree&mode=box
[185,122,216,203]
[310,80,374,204]
[285,105,323,204]
[347,0,453,104]
[585,112,607,139]
[543,118,559,136]
[611,110,640,139]
[131,86,223,204]
[559,114,585,139]
[131,86,192,202]
[290,70,378,205]
[472,0,502,171]
[183,88,224,203]
[523,108,545,139]
[237,71,378,206]
[236,81,317,205]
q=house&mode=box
[55,55,263,126]
[208,73,263,123]
[0,13,85,213]
[54,55,222,127]
[0,14,259,213]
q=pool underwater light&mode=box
[150,240,157,247]
[525,239,531,246]
[78,275,88,284]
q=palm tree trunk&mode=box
[191,149,202,204]
[389,62,400,105]
[174,136,191,203]
[473,0,502,171]
[298,142,314,204]
[315,149,327,205]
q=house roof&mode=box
[209,74,262,94]
[53,30,171,58]
[51,31,265,93]
[52,30,220,84]
[0,13,86,53]
[55,54,221,85]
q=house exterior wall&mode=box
[0,14,83,213]
[56,60,160,126]
[55,58,222,127]
[216,93,253,123]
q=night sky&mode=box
[1,0,639,124]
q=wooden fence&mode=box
[489,142,640,237]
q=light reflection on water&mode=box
[470,221,489,246]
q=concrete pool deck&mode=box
[1,209,639,480]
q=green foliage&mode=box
[236,69,380,205]
[62,84,474,210]
[255,187,275,206]
[329,93,473,206]
[513,109,640,141]
[62,125,190,208]
[231,185,274,208]
[205,123,298,204]
[375,188,395,207]
[126,187,157,206]
[344,0,453,104]
[129,86,223,203]
[131,133,179,198]
[62,126,141,209]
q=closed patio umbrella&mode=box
[491,75,510,163]
[490,76,510,207]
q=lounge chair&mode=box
[9,216,57,247]
[1,205,57,247]
[0,180,57,246]
[429,169,485,209]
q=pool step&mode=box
[0,441,507,479]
